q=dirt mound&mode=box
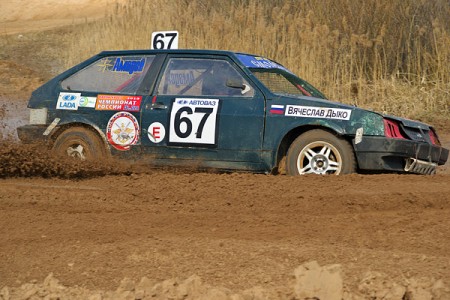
[1,262,449,300]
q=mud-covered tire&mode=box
[52,127,106,161]
[286,129,356,175]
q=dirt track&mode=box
[1,168,450,297]
[1,2,450,298]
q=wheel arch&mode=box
[273,124,355,174]
[50,121,111,156]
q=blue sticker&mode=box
[236,54,291,72]
[62,94,77,101]
[112,57,145,74]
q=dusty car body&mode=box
[17,49,449,175]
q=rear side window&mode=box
[61,55,155,94]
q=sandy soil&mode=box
[0,2,450,299]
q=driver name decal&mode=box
[112,57,145,74]
[285,105,352,120]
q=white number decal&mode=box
[169,98,219,145]
[151,31,179,49]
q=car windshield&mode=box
[250,68,326,99]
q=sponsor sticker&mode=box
[79,96,97,108]
[56,92,80,110]
[112,57,145,74]
[270,104,284,115]
[97,56,146,74]
[236,54,292,73]
[148,122,166,143]
[106,112,140,151]
[96,95,142,112]
[285,105,352,120]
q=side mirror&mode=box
[226,79,251,95]
[226,78,244,89]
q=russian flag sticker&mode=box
[270,105,284,115]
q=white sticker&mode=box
[151,31,179,49]
[56,92,80,110]
[169,98,219,145]
[285,105,352,120]
[43,118,61,136]
[355,127,363,144]
[79,96,97,108]
[148,122,166,143]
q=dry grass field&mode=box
[1,0,449,126]
[63,0,450,127]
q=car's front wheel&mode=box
[52,127,107,161]
[286,130,356,175]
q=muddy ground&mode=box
[1,11,450,299]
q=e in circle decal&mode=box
[148,122,166,143]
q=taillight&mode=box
[428,129,441,146]
[383,119,406,139]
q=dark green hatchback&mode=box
[17,49,449,175]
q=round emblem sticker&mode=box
[79,96,89,107]
[147,122,165,143]
[106,112,140,151]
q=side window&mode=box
[61,55,155,94]
[157,58,254,97]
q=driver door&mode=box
[140,54,266,169]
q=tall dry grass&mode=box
[66,0,450,124]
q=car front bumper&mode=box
[354,136,449,174]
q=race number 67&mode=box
[151,31,179,49]
[169,99,220,145]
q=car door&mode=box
[139,54,266,169]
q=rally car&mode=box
[17,49,449,175]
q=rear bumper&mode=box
[17,125,49,144]
[354,136,449,174]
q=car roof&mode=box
[98,49,256,57]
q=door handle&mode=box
[146,102,167,110]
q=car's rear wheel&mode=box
[52,127,106,161]
[286,130,356,175]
